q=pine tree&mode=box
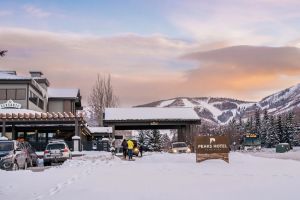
[170,130,178,143]
[161,134,171,150]
[245,117,253,134]
[254,109,261,136]
[276,115,284,143]
[260,109,269,147]
[285,112,296,147]
[146,130,162,151]
[137,130,149,147]
[265,115,278,147]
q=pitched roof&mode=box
[48,88,79,99]
[104,107,200,121]
[0,71,31,80]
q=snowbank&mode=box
[0,152,300,200]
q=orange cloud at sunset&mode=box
[1,28,300,106]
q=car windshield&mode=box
[0,142,14,151]
[46,143,65,150]
[244,138,261,146]
[172,143,187,148]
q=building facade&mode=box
[0,71,82,113]
[0,71,86,150]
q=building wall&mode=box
[48,99,75,113]
[0,83,28,109]
[28,85,47,112]
[48,100,64,113]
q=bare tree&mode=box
[0,50,7,57]
[88,74,119,126]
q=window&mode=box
[38,99,44,109]
[16,89,26,100]
[0,89,6,100]
[6,89,15,100]
[0,89,26,100]
[29,91,38,105]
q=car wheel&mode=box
[12,162,19,171]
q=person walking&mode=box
[121,139,128,159]
[139,144,143,157]
[127,139,134,160]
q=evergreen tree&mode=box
[265,115,278,147]
[276,115,284,143]
[137,130,149,147]
[285,112,296,147]
[146,129,162,151]
[260,109,269,147]
[254,109,261,136]
[161,134,171,150]
[245,117,253,133]
[170,130,178,143]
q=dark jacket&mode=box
[139,145,143,152]
[122,140,128,149]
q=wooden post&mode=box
[1,120,6,137]
[178,126,184,142]
[75,118,79,136]
[12,125,16,140]
[112,125,115,139]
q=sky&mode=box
[1,0,300,106]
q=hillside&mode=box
[137,84,300,125]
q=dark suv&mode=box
[0,139,38,170]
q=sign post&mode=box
[195,135,230,163]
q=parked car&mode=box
[43,140,72,166]
[0,139,33,170]
[169,142,191,153]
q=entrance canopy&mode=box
[104,107,200,121]
[104,107,201,143]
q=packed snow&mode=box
[157,99,176,107]
[47,88,79,98]
[1,152,300,200]
[104,107,200,120]
[0,108,42,115]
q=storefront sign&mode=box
[0,100,21,109]
[195,135,230,163]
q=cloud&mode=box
[181,45,300,99]
[23,5,51,18]
[0,27,299,106]
[0,27,195,106]
[166,0,300,46]
[0,10,13,16]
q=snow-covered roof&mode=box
[0,108,41,115]
[104,107,200,121]
[48,88,79,99]
[0,71,31,80]
[88,127,113,133]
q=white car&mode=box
[170,142,191,153]
[43,140,72,166]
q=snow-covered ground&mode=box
[246,147,300,161]
[1,152,300,200]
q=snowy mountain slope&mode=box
[137,83,300,125]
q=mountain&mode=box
[137,83,300,126]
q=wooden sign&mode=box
[195,136,230,163]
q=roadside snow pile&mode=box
[247,147,300,161]
[1,152,300,200]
